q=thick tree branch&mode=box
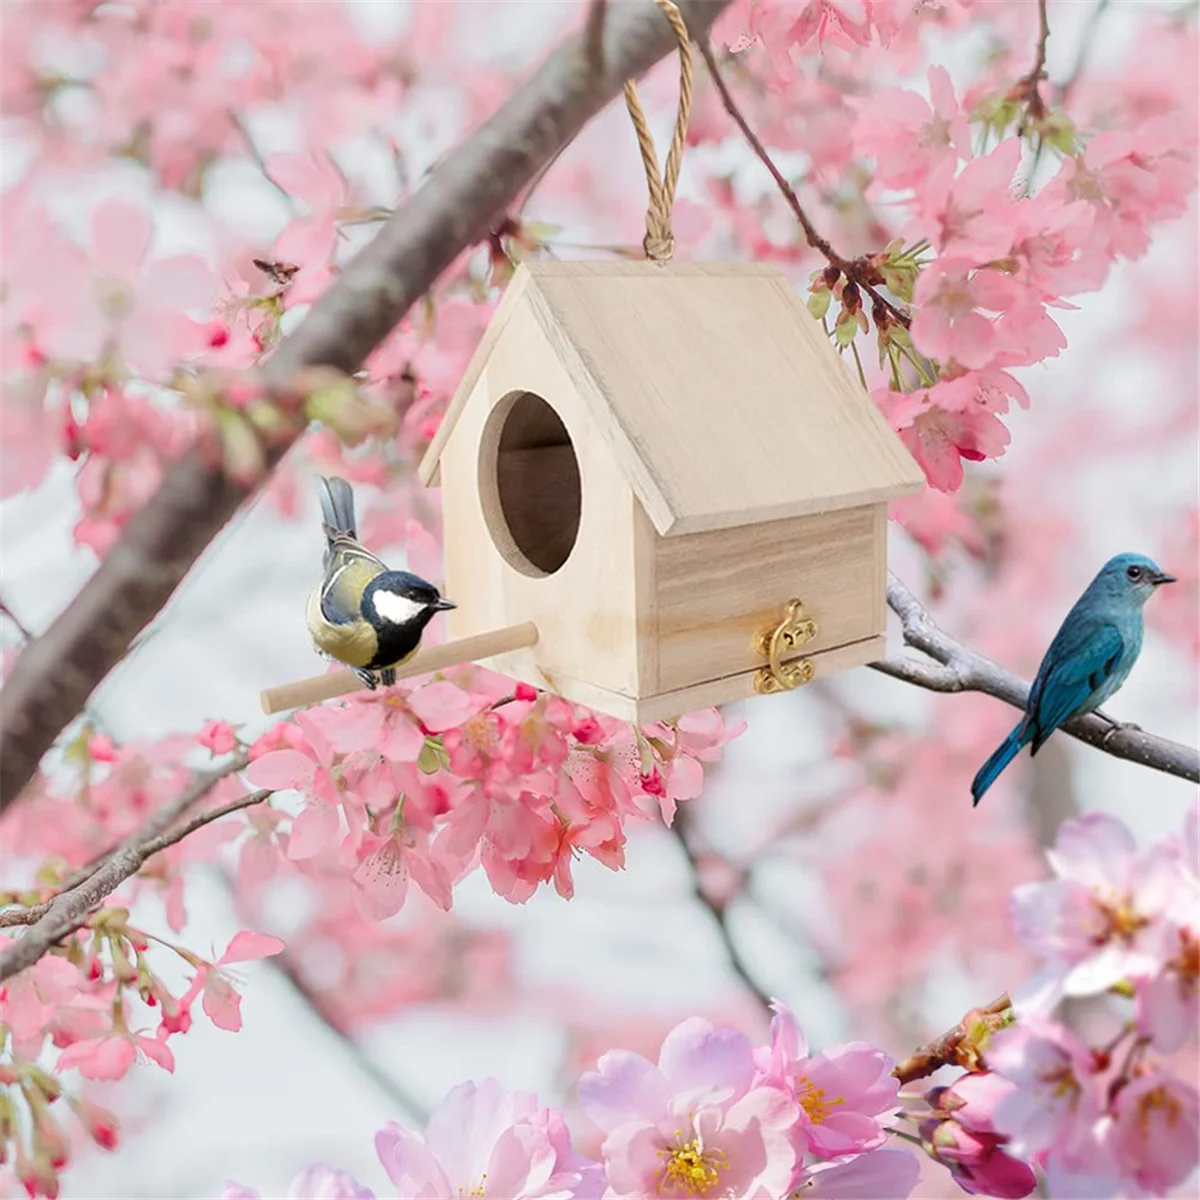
[699,39,911,331]
[0,0,734,814]
[872,575,1200,784]
[0,785,270,982]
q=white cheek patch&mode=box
[371,590,427,626]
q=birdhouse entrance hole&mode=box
[479,390,582,577]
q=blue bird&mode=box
[971,553,1176,806]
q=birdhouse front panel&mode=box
[435,294,652,708]
[422,260,924,724]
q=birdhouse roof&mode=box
[419,260,924,536]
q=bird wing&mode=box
[320,541,386,625]
[1026,621,1126,754]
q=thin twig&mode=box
[699,39,911,330]
[0,755,250,933]
[1058,0,1112,107]
[229,110,300,213]
[0,599,33,642]
[671,808,772,1018]
[271,942,430,1122]
[0,789,270,982]
[892,994,1011,1084]
[1015,0,1051,120]
[0,0,736,814]
[63,753,251,894]
[872,574,1200,784]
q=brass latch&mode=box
[753,598,817,695]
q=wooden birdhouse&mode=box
[417,260,925,724]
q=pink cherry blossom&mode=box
[853,67,970,191]
[353,816,461,918]
[222,1164,375,1199]
[580,1015,802,1198]
[985,1019,1104,1160]
[245,714,345,861]
[919,1073,1036,1198]
[56,1027,174,1082]
[796,1146,920,1198]
[1108,1069,1200,1195]
[1048,113,1197,263]
[198,720,238,756]
[1010,811,1183,1012]
[875,385,1011,492]
[191,931,285,1033]
[915,139,1023,262]
[40,200,217,378]
[375,1078,600,1200]
[912,260,1023,370]
[756,1001,899,1159]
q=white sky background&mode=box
[0,1,1196,1196]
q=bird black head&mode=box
[362,571,455,633]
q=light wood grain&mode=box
[420,268,532,487]
[423,259,925,534]
[260,622,540,714]
[422,258,912,721]
[650,504,879,694]
[631,635,887,723]
[483,634,889,723]
[438,300,646,699]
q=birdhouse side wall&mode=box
[648,502,887,695]
[436,301,647,699]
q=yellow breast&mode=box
[305,584,379,669]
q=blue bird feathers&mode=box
[971,553,1176,806]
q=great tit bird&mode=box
[305,475,455,689]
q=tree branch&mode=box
[871,574,1200,784]
[0,0,735,814]
[671,808,773,1018]
[1058,0,1111,107]
[892,994,1012,1085]
[699,39,911,330]
[0,786,270,982]
[0,598,33,642]
[1014,0,1051,119]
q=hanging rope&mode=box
[622,0,693,262]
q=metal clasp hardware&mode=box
[753,598,817,695]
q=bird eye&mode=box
[1126,565,1142,581]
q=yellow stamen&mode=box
[796,1075,845,1125]
[657,1133,728,1195]
[1136,1084,1182,1131]
[1091,891,1149,945]
[1040,1063,1081,1103]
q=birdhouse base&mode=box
[481,633,886,724]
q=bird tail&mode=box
[971,722,1029,807]
[316,475,357,543]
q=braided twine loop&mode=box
[622,0,693,261]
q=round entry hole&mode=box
[479,391,582,577]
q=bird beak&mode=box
[1150,571,1177,586]
[432,598,457,611]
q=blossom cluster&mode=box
[242,672,741,914]
[223,1003,921,1200]
[0,679,739,1195]
[918,803,1200,1198]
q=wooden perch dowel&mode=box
[260,622,540,715]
